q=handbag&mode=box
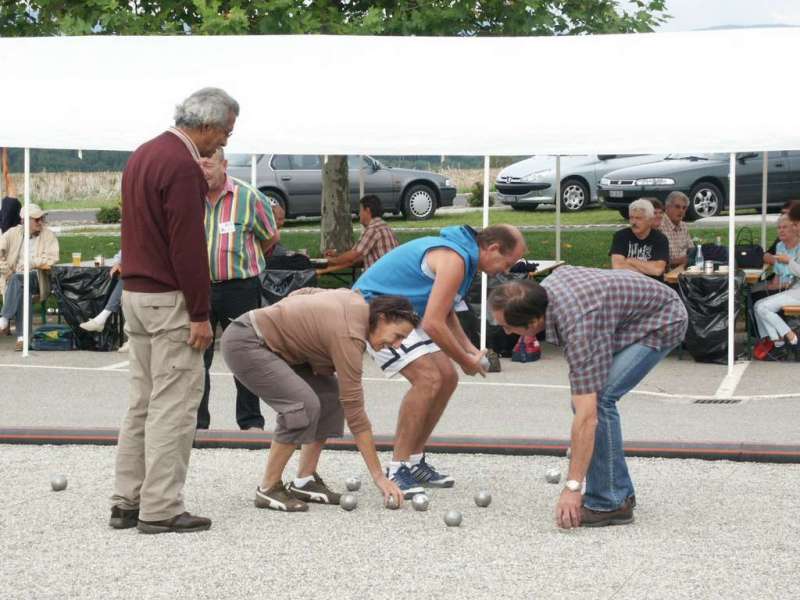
[734,228,764,269]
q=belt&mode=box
[211,276,257,287]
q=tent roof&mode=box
[1,29,799,155]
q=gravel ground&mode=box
[1,445,798,600]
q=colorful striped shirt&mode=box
[205,176,276,282]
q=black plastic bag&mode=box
[50,266,121,351]
[258,269,318,306]
[677,271,744,364]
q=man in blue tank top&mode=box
[353,224,526,496]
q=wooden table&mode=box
[665,265,762,286]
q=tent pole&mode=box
[555,156,561,262]
[359,155,365,199]
[727,153,737,374]
[250,154,257,189]
[480,155,490,351]
[22,148,30,358]
[761,151,768,249]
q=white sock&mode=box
[95,309,112,324]
[0,317,7,329]
[788,335,798,346]
[388,461,409,478]
[16,336,23,342]
[409,453,424,466]
[293,474,314,488]
[775,340,785,348]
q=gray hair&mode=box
[629,198,654,218]
[665,191,690,207]
[174,87,240,129]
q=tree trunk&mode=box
[320,155,353,254]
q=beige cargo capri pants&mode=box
[220,316,344,443]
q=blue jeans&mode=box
[105,278,123,314]
[582,343,673,512]
[1,271,39,332]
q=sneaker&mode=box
[254,482,308,512]
[118,341,130,353]
[109,505,139,529]
[580,496,635,528]
[388,465,425,499]
[137,511,211,534]
[410,454,455,488]
[79,318,105,333]
[14,338,23,352]
[287,472,341,505]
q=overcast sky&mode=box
[653,0,800,31]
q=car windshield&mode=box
[226,154,262,167]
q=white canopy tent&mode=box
[2,29,800,369]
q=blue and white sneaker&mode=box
[388,465,425,499]
[410,454,455,488]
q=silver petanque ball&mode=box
[474,490,492,508]
[411,494,429,512]
[444,510,462,527]
[385,494,400,510]
[50,474,68,492]
[479,356,490,371]
[345,477,361,492]
[545,468,562,484]
[340,494,358,511]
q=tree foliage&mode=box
[1,1,669,38]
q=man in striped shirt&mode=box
[197,149,277,430]
[318,195,399,274]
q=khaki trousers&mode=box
[111,290,204,521]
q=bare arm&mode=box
[623,257,667,277]
[259,228,280,255]
[556,392,599,529]
[611,254,632,270]
[670,254,688,268]
[324,247,362,269]
[422,248,483,375]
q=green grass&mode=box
[40,198,118,211]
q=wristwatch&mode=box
[564,479,581,492]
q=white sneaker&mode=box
[79,318,105,332]
[118,341,129,353]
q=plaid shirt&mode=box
[355,217,399,269]
[205,176,276,282]
[542,266,688,395]
[659,214,694,263]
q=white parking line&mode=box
[99,360,130,371]
[0,361,796,401]
[714,362,750,398]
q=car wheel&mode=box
[687,182,723,221]
[261,189,287,214]
[561,179,589,211]
[402,184,437,220]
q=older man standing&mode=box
[659,192,694,268]
[489,268,687,528]
[109,87,239,534]
[610,198,669,280]
[197,149,276,431]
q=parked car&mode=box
[495,154,663,212]
[226,154,456,221]
[599,151,800,220]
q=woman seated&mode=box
[753,214,800,360]
[221,288,411,511]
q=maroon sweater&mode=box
[121,132,211,321]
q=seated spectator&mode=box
[0,148,21,233]
[318,195,399,275]
[610,198,669,279]
[764,200,800,264]
[0,203,60,350]
[647,197,664,231]
[753,214,800,360]
[659,192,694,268]
[80,251,123,333]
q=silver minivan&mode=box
[227,154,456,220]
[495,154,664,211]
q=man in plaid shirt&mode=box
[319,195,399,274]
[489,267,687,529]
